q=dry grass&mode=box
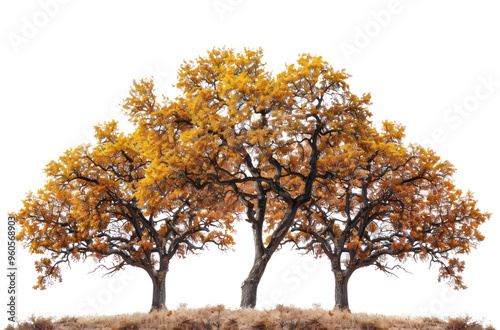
[5,306,495,330]
[9,316,54,330]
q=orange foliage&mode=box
[125,48,488,304]
[15,116,235,292]
[14,47,489,309]
[291,117,490,290]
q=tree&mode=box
[289,120,490,310]
[126,48,373,308]
[15,119,234,311]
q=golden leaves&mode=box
[138,238,154,253]
[346,237,362,253]
[16,85,237,289]
[15,47,489,297]
[32,258,62,290]
[438,258,467,290]
[122,78,159,126]
[391,237,410,255]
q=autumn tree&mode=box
[125,48,373,308]
[15,120,234,311]
[289,121,490,310]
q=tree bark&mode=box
[240,201,301,308]
[240,252,271,308]
[150,269,167,311]
[334,272,350,311]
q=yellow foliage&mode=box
[14,47,489,298]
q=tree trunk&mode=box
[334,272,350,311]
[150,269,167,311]
[240,253,270,308]
[240,201,301,308]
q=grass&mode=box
[5,305,495,330]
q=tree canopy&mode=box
[16,120,235,310]
[15,47,489,312]
[289,120,489,309]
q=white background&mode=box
[1,0,499,328]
